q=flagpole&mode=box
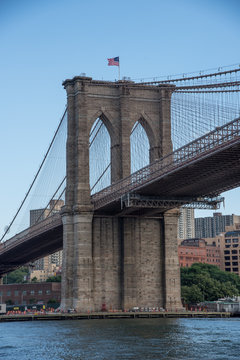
[118,61,120,81]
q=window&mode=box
[226,268,231,271]
[233,244,238,248]
[224,250,230,254]
[225,262,231,266]
[7,291,11,296]
[14,290,19,296]
[226,245,231,248]
[22,290,27,295]
[225,256,230,260]
[30,290,35,295]
[38,290,42,295]
[232,250,238,254]
[233,239,239,243]
[233,268,239,272]
[232,256,238,260]
[232,262,238,266]
[225,239,231,243]
[46,290,51,295]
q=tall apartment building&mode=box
[30,200,64,279]
[195,212,240,238]
[178,208,195,239]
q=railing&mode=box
[92,117,240,209]
[1,118,239,252]
[0,213,62,254]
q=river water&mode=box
[0,318,240,359]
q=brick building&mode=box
[214,224,240,276]
[0,282,61,306]
[178,238,221,268]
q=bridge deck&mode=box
[93,117,240,215]
[0,118,240,275]
[0,214,62,275]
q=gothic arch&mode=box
[89,115,111,194]
[132,112,156,150]
[130,119,151,174]
[89,110,117,146]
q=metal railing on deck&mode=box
[92,117,240,209]
[0,213,62,254]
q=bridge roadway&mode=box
[0,117,240,275]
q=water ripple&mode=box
[0,318,240,360]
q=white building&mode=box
[178,208,195,240]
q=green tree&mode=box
[181,263,240,304]
[46,275,61,282]
[181,285,204,304]
[4,267,29,284]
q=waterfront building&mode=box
[178,208,195,239]
[195,212,240,238]
[0,282,61,306]
[203,297,240,313]
[178,238,220,268]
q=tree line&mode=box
[2,267,61,284]
[181,263,240,304]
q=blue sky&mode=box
[0,0,240,235]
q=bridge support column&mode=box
[122,217,165,311]
[163,209,183,311]
[61,211,94,312]
[92,217,122,311]
[60,212,74,310]
[72,212,94,312]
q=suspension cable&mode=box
[0,107,67,242]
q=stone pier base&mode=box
[60,213,182,312]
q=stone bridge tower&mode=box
[60,76,182,312]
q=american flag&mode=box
[107,57,119,66]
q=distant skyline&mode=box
[1,0,240,236]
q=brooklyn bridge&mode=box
[0,66,240,312]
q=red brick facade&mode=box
[178,238,221,268]
[0,282,61,306]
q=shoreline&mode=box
[0,311,232,322]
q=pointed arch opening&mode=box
[89,117,111,194]
[130,120,150,173]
